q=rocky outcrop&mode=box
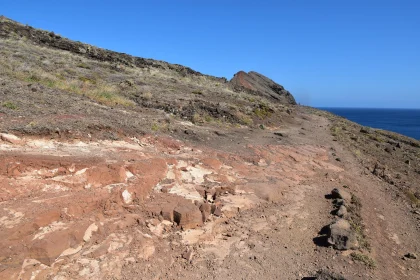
[230,71,296,105]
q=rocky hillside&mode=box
[0,16,296,141]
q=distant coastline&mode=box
[319,107,420,140]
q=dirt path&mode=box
[0,113,418,280]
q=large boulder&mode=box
[327,219,359,250]
[229,71,296,105]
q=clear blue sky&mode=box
[2,0,419,108]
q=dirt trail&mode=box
[0,114,419,280]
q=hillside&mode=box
[0,16,419,280]
[0,16,296,141]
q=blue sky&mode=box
[2,1,419,108]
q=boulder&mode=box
[327,219,359,250]
[173,204,203,229]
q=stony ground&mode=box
[0,109,419,280]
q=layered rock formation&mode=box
[230,71,296,104]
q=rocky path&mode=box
[0,113,418,280]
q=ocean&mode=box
[319,108,420,140]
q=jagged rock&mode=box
[331,188,352,202]
[173,204,203,229]
[327,219,359,250]
[230,71,296,105]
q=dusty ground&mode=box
[0,110,419,280]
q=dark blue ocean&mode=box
[319,108,420,140]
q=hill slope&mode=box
[0,16,295,140]
[0,16,419,280]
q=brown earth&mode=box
[0,16,419,280]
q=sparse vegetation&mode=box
[254,103,273,119]
[2,101,18,110]
[404,189,420,207]
[347,194,371,251]
[236,112,253,126]
[77,63,91,69]
[351,252,376,268]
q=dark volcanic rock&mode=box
[229,71,296,105]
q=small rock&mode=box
[182,249,194,261]
[404,253,417,260]
[405,159,410,165]
[331,188,352,202]
[360,127,371,134]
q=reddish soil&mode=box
[0,112,418,280]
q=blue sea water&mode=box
[319,108,420,140]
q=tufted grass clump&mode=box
[2,101,18,110]
[351,252,376,268]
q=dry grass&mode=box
[0,36,280,127]
[351,252,376,268]
[0,41,135,107]
[2,101,18,110]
